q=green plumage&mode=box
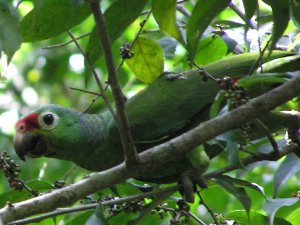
[14,51,293,182]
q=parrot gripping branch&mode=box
[89,0,139,166]
[1,74,300,224]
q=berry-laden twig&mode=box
[0,152,38,196]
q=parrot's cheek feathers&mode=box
[14,132,50,160]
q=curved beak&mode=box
[13,131,40,161]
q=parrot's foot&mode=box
[178,169,207,203]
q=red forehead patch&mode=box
[16,113,40,132]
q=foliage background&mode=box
[0,0,300,224]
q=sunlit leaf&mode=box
[186,0,230,61]
[126,37,164,84]
[286,207,300,225]
[152,0,184,45]
[264,198,299,225]
[274,153,300,197]
[21,0,90,42]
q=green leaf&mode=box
[291,0,300,28]
[0,2,22,62]
[186,0,230,61]
[21,0,90,42]
[264,198,299,225]
[210,91,225,119]
[237,74,288,89]
[269,0,290,51]
[152,0,184,44]
[216,175,266,197]
[227,210,292,225]
[125,37,164,84]
[274,153,300,197]
[194,36,227,65]
[286,207,300,225]
[214,178,251,216]
[226,141,244,168]
[65,211,93,225]
[258,55,300,73]
[242,0,258,27]
[86,0,148,64]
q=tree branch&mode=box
[8,186,178,225]
[1,74,299,224]
[88,0,139,166]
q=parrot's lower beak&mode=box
[13,131,43,161]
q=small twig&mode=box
[228,1,257,29]
[238,145,258,156]
[42,32,91,49]
[8,186,178,225]
[88,0,139,166]
[70,86,101,113]
[193,63,217,82]
[69,87,101,96]
[184,211,206,225]
[254,119,279,154]
[204,143,299,179]
[22,181,39,197]
[116,9,152,72]
[197,191,220,225]
[176,5,191,17]
[67,30,117,120]
[15,0,23,8]
[69,87,102,113]
[247,37,271,75]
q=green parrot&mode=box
[13,51,294,184]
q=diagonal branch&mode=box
[88,0,139,166]
[0,74,299,224]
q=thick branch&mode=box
[9,186,178,225]
[0,74,299,224]
[88,0,139,165]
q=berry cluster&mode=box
[217,76,249,109]
[120,43,134,59]
[0,152,23,191]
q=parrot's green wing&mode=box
[108,51,292,145]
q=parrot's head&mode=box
[13,104,81,161]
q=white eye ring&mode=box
[38,111,59,130]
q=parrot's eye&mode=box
[43,114,54,125]
[39,111,59,130]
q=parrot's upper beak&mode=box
[13,131,41,161]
